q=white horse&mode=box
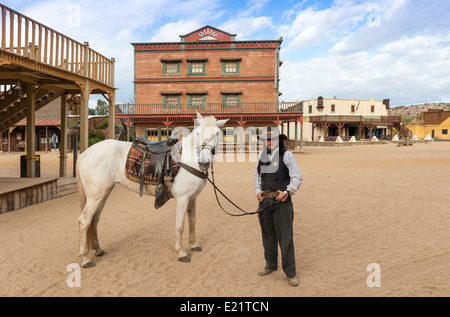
[76,112,228,268]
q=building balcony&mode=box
[116,101,303,116]
[308,114,402,125]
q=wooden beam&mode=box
[107,58,115,140]
[79,79,89,152]
[25,84,36,177]
[59,94,68,177]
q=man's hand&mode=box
[257,191,264,202]
[276,190,288,202]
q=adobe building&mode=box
[407,109,450,140]
[117,25,302,146]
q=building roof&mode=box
[15,119,61,126]
[179,25,237,40]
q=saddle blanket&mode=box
[125,145,159,185]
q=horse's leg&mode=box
[90,210,105,257]
[187,197,202,252]
[90,186,114,257]
[175,196,190,262]
[78,198,103,268]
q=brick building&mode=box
[117,25,302,146]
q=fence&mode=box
[0,4,114,86]
[116,101,303,115]
[309,115,401,124]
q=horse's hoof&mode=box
[178,256,191,263]
[81,261,96,268]
[95,249,105,257]
[191,246,202,252]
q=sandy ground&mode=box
[0,142,449,297]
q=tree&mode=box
[67,95,81,115]
[95,100,109,115]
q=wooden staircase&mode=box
[394,122,413,139]
[0,85,61,133]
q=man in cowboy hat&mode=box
[254,126,303,286]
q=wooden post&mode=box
[80,80,89,153]
[80,41,90,153]
[108,58,116,140]
[8,127,11,152]
[294,121,298,149]
[73,134,78,177]
[324,123,330,140]
[45,126,48,152]
[59,94,68,177]
[25,84,36,178]
[287,122,290,142]
[337,123,344,136]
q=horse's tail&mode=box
[76,164,87,211]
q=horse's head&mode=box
[194,112,228,171]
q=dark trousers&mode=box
[258,196,296,278]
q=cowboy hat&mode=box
[257,126,280,141]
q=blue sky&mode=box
[4,0,450,107]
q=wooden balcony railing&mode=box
[0,4,114,87]
[309,115,402,125]
[116,101,303,115]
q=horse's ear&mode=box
[196,111,204,122]
[217,119,229,127]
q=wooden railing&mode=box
[309,115,402,124]
[116,102,303,115]
[0,4,114,87]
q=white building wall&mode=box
[284,97,389,142]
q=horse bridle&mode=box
[197,142,216,156]
[178,142,216,180]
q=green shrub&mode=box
[88,131,106,147]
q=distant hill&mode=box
[388,103,450,120]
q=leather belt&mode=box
[261,191,279,199]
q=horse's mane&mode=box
[195,116,218,130]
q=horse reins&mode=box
[208,163,287,217]
[179,161,286,217]
[179,142,287,217]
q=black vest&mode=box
[258,150,290,192]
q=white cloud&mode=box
[11,0,224,103]
[280,33,450,106]
[277,0,450,105]
[244,0,271,15]
[280,2,367,51]
[219,16,273,40]
[150,20,202,42]
[5,0,450,106]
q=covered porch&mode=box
[309,115,405,141]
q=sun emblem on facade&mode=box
[198,28,218,41]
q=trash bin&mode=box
[20,154,40,177]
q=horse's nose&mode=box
[198,161,210,171]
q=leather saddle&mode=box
[136,136,176,154]
[125,136,179,209]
